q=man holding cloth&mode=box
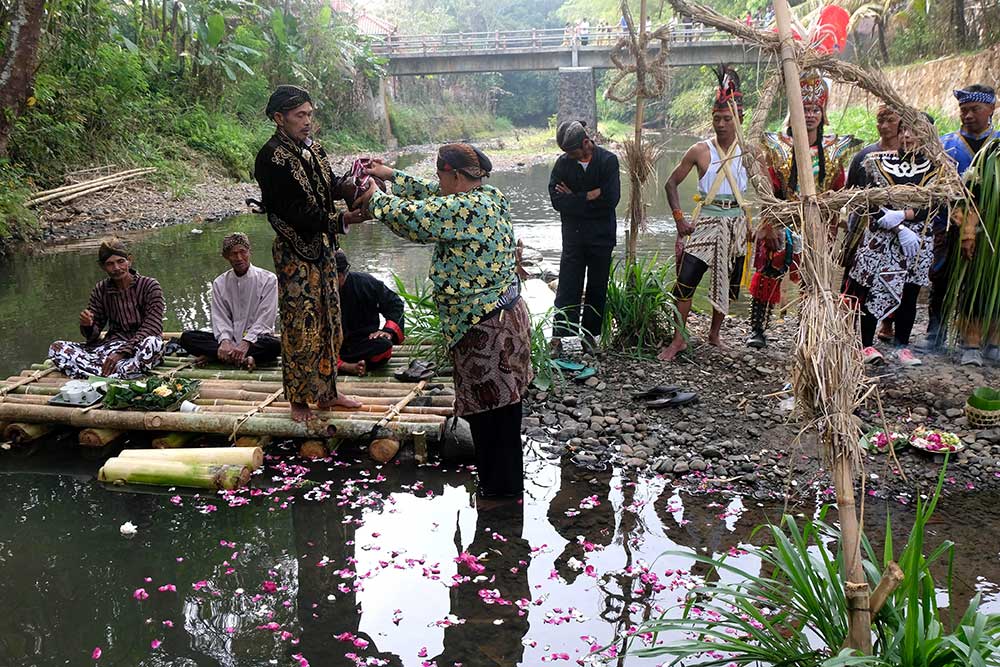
[179,232,280,370]
[547,120,621,346]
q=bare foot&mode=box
[243,355,256,371]
[290,402,313,422]
[340,360,366,376]
[708,334,728,350]
[318,394,363,410]
[657,338,687,362]
[193,355,211,367]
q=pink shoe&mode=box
[862,346,884,364]
[894,347,922,367]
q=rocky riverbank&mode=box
[523,311,1000,502]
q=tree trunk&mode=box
[0,0,46,158]
[954,0,967,48]
[876,19,889,63]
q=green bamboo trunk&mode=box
[98,458,250,490]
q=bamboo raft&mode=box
[0,341,454,450]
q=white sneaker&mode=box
[894,347,922,367]
[862,346,884,364]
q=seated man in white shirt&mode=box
[179,232,280,370]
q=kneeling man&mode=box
[179,232,279,370]
[336,250,405,376]
[49,238,165,378]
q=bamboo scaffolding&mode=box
[0,404,441,439]
[193,398,454,416]
[79,428,125,447]
[26,168,157,207]
[98,458,250,490]
[195,404,446,424]
[119,446,263,469]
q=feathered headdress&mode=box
[713,64,743,119]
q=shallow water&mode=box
[1,137,999,666]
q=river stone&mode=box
[522,417,541,428]
[563,396,578,407]
[673,461,690,474]
[946,408,964,418]
[584,377,600,387]
[689,458,707,472]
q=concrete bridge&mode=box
[372,26,764,131]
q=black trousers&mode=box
[846,282,921,347]
[926,226,956,338]
[178,330,281,364]
[339,335,393,369]
[672,252,745,302]
[553,243,614,339]
[464,401,524,496]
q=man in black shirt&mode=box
[335,250,406,376]
[548,120,621,344]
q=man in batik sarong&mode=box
[745,71,857,348]
[659,66,751,361]
[252,85,365,421]
[48,238,165,379]
[844,115,946,367]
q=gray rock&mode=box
[689,458,708,472]
[584,376,600,387]
[946,408,964,418]
[701,446,723,459]
[673,461,690,474]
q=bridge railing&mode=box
[372,25,747,57]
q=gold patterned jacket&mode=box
[762,131,859,200]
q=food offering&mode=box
[101,377,200,411]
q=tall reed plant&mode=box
[601,255,684,353]
[623,467,1000,666]
[391,276,449,366]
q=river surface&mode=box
[1,137,999,666]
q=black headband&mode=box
[266,85,312,118]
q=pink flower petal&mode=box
[91,647,102,660]
[150,639,161,649]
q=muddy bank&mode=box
[523,310,1000,502]
[19,138,561,253]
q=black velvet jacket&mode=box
[547,145,622,247]
[340,272,406,344]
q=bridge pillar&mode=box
[557,67,597,135]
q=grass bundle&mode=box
[621,137,665,237]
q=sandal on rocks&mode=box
[573,367,597,382]
[645,391,699,408]
[552,359,587,372]
[632,384,681,401]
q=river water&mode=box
[1,138,998,666]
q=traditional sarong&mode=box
[48,336,164,379]
[849,222,933,320]
[272,235,343,405]
[450,299,532,417]
[681,209,749,315]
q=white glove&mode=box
[876,207,906,230]
[897,226,920,259]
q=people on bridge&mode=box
[355,143,531,498]
[48,237,165,379]
[921,84,1000,357]
[178,232,280,371]
[253,84,366,421]
[843,114,947,367]
[745,71,857,348]
[548,120,622,347]
[334,249,406,377]
[659,66,751,362]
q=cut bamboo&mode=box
[26,169,156,206]
[0,404,440,439]
[98,458,250,490]
[413,430,428,464]
[869,561,904,616]
[4,422,56,444]
[119,446,263,470]
[79,428,125,447]
[0,367,56,398]
[152,432,198,449]
[234,435,271,449]
[299,439,331,459]
[28,168,153,199]
[196,404,446,423]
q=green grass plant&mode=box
[601,255,683,353]
[622,466,1000,666]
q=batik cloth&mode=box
[48,336,164,380]
[272,234,343,405]
[450,299,533,417]
[681,205,749,315]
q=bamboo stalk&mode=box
[299,439,332,459]
[119,446,263,469]
[99,458,250,490]
[193,398,454,415]
[4,422,56,443]
[28,168,153,199]
[413,430,428,464]
[869,561,904,616]
[79,428,126,447]
[195,403,445,422]
[0,404,440,439]
[234,435,271,449]
[26,169,156,206]
[0,367,56,398]
[152,432,198,449]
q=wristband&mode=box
[672,209,685,223]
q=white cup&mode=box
[64,387,85,403]
[179,401,200,413]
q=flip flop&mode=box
[394,359,437,382]
[573,367,597,382]
[632,384,681,400]
[552,359,586,372]
[645,391,699,409]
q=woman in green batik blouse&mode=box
[354,144,532,498]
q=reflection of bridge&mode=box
[372,27,764,76]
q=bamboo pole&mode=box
[98,458,250,490]
[0,367,56,398]
[625,0,648,267]
[196,404,446,423]
[234,435,271,449]
[4,422,56,443]
[79,428,126,447]
[299,439,332,459]
[152,432,198,449]
[0,404,440,439]
[193,398,454,416]
[28,168,154,199]
[413,430,428,464]
[26,169,156,206]
[869,561,904,616]
[773,0,871,653]
[58,172,157,203]
[119,446,263,469]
